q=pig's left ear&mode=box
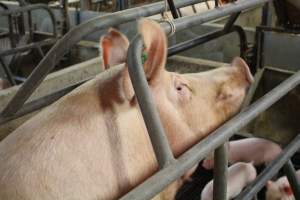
[100,28,129,70]
[122,19,167,100]
[231,57,254,84]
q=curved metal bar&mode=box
[120,65,300,199]
[0,0,206,117]
[0,4,57,37]
[235,135,300,200]
[127,35,175,168]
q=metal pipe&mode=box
[235,135,300,200]
[120,66,300,200]
[160,0,272,35]
[0,38,57,57]
[127,35,175,168]
[283,160,300,200]
[0,58,16,85]
[167,26,247,57]
[0,0,208,117]
[213,143,228,200]
[0,4,57,37]
[167,0,179,18]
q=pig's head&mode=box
[266,179,294,200]
[100,19,253,156]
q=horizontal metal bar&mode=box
[235,134,300,200]
[0,4,57,37]
[160,0,272,34]
[127,35,175,168]
[0,38,57,57]
[120,67,300,200]
[0,0,206,118]
[282,160,300,200]
[167,25,247,57]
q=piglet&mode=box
[202,138,282,169]
[266,170,300,200]
[201,162,257,200]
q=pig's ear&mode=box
[138,19,167,84]
[231,57,254,84]
[100,28,129,70]
[122,19,167,101]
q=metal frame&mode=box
[122,34,300,200]
[0,0,209,118]
[2,0,300,199]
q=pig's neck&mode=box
[156,102,198,157]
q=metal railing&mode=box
[1,0,300,200]
[0,0,207,118]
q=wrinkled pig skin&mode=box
[201,162,257,200]
[0,19,253,200]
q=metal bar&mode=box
[235,134,300,200]
[160,0,272,35]
[0,4,57,37]
[215,0,219,7]
[0,0,208,118]
[0,38,57,57]
[283,160,300,200]
[0,58,16,85]
[167,0,179,18]
[223,12,241,31]
[127,35,175,168]
[213,143,228,200]
[168,26,247,57]
[120,65,300,200]
[261,2,272,26]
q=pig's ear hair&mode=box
[138,19,167,84]
[231,57,254,84]
[100,28,129,70]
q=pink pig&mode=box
[201,162,257,200]
[202,138,282,170]
[266,170,300,200]
[0,19,253,200]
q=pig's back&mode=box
[0,68,157,200]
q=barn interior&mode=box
[1,0,300,199]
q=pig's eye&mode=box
[176,86,182,91]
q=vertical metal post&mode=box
[0,58,16,85]
[167,0,179,18]
[261,2,272,26]
[80,0,90,10]
[213,143,228,200]
[283,160,300,200]
[127,36,175,168]
[215,0,219,8]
